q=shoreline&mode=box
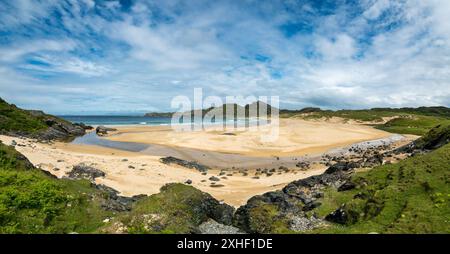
[0,118,416,207]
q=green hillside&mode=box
[0,142,111,233]
[0,98,48,134]
[0,98,86,141]
[313,142,450,233]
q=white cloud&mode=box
[0,39,76,62]
[0,0,449,113]
[315,34,357,60]
[363,0,391,20]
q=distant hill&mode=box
[144,112,173,117]
[280,106,450,119]
[144,100,278,119]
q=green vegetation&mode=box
[281,106,450,135]
[0,141,233,234]
[0,98,48,134]
[0,142,111,233]
[104,183,232,234]
[244,202,292,234]
[313,143,450,233]
[375,116,450,135]
[413,122,450,149]
[283,109,402,122]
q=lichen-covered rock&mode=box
[66,163,106,181]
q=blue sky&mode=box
[0,0,449,114]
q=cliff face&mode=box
[0,98,86,141]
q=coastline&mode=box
[0,118,416,207]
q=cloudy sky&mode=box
[0,0,449,114]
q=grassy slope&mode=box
[313,143,450,233]
[375,116,450,136]
[281,107,450,135]
[0,98,48,134]
[0,142,111,233]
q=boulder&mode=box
[66,163,105,181]
[74,122,94,130]
[160,156,210,172]
[209,176,220,181]
[324,161,359,174]
[94,184,147,212]
[96,126,117,136]
[324,204,359,225]
[338,181,357,192]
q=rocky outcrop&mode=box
[160,156,210,172]
[324,204,359,225]
[397,123,450,153]
[233,166,352,233]
[0,98,87,141]
[74,122,94,130]
[94,184,147,212]
[199,194,235,226]
[95,126,117,136]
[103,183,235,234]
[66,163,106,181]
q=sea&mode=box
[59,115,172,126]
[59,115,269,127]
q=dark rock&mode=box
[295,161,310,169]
[196,192,235,225]
[210,184,225,188]
[324,161,358,174]
[185,179,192,184]
[66,163,105,181]
[338,181,357,192]
[222,132,236,136]
[313,192,324,198]
[209,176,220,182]
[279,166,288,171]
[74,122,94,130]
[38,118,86,141]
[96,126,117,136]
[363,153,384,167]
[302,201,322,211]
[160,156,210,172]
[324,204,358,225]
[94,184,146,212]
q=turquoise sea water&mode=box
[60,115,269,127]
[59,115,172,126]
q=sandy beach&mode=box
[105,119,391,156]
[0,118,405,207]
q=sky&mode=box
[0,0,449,115]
